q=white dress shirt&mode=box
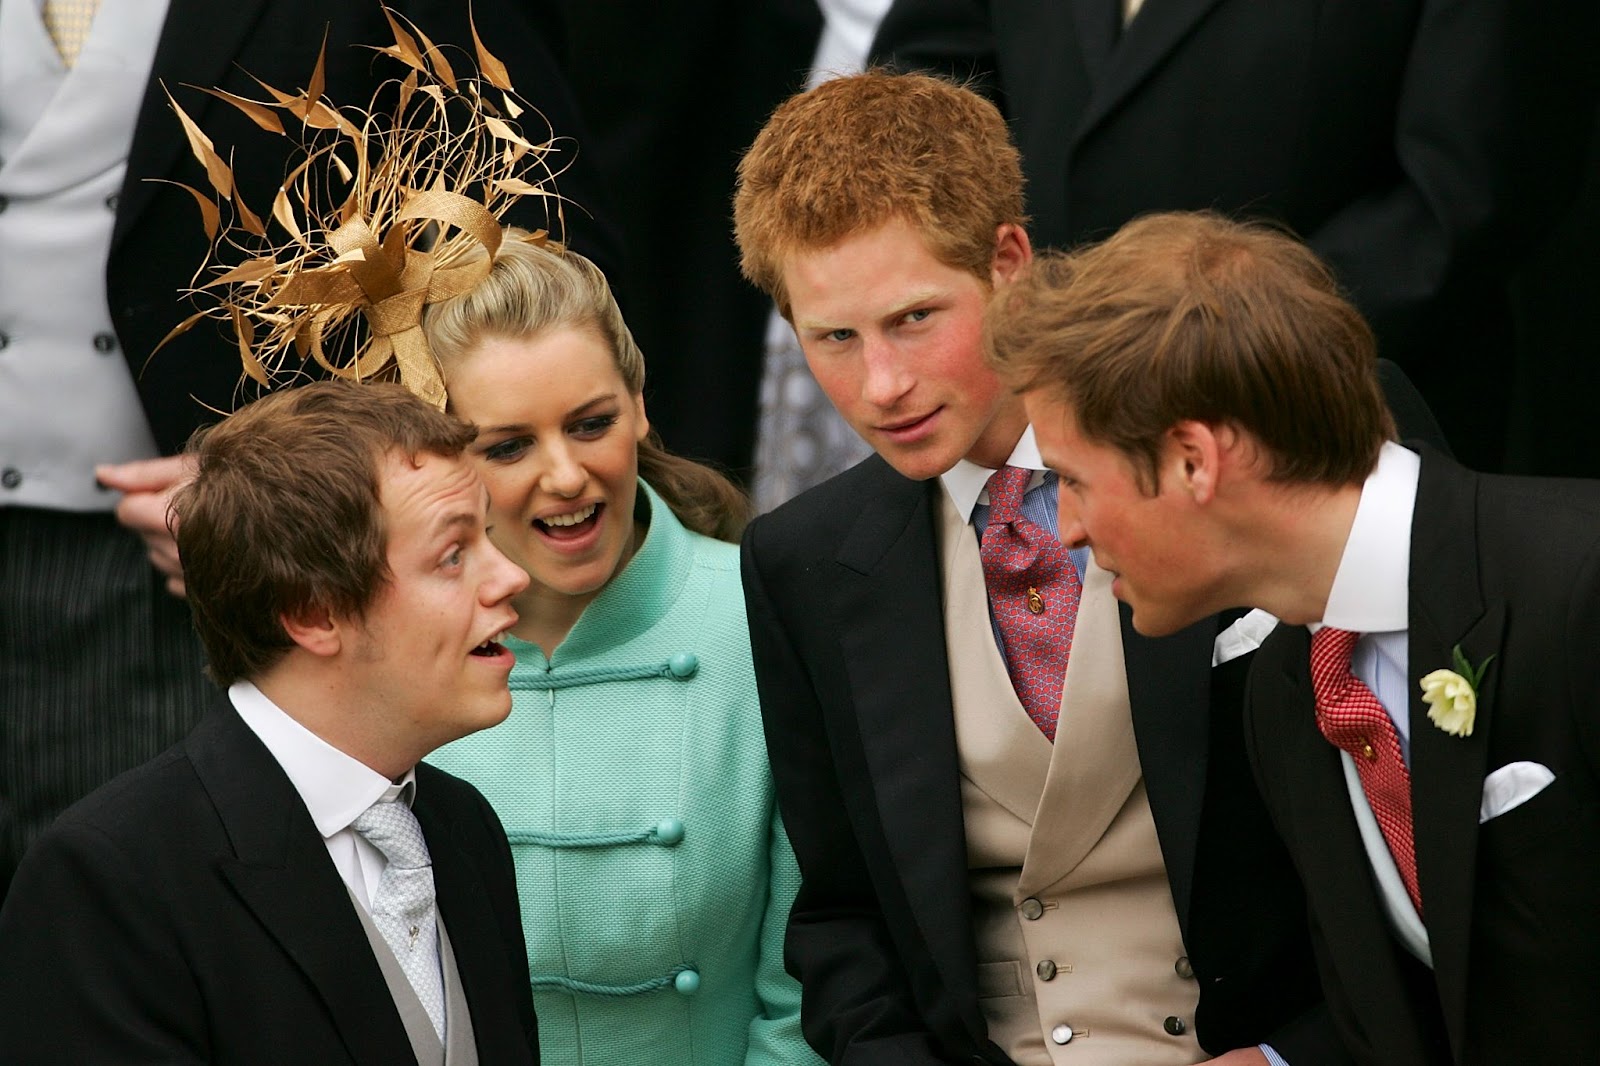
[228,680,417,913]
[1312,441,1431,964]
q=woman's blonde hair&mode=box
[424,232,749,541]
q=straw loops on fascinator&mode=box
[159,7,560,408]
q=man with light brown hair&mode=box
[735,72,1336,1066]
[988,210,1600,1064]
[0,381,541,1064]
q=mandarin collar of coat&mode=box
[542,478,698,665]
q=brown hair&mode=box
[423,233,750,541]
[174,381,478,686]
[734,69,1026,317]
[985,211,1394,491]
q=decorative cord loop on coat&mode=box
[510,652,700,694]
[529,963,701,998]
[505,816,685,849]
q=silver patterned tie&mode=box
[352,798,446,1040]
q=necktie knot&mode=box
[352,799,430,871]
[984,465,1031,524]
[1310,626,1362,699]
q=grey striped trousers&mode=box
[1,506,218,900]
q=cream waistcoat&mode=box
[938,493,1203,1065]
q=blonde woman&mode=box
[424,235,821,1066]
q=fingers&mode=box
[96,455,196,599]
[94,454,195,495]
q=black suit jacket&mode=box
[0,706,539,1064]
[557,0,822,481]
[874,0,1598,473]
[742,455,1328,1064]
[108,0,616,456]
[1245,448,1600,1065]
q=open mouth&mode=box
[535,502,602,540]
[470,631,512,658]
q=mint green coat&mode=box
[429,482,821,1066]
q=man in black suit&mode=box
[873,0,1599,476]
[988,210,1600,1064]
[732,71,1372,1065]
[0,382,539,1064]
[0,0,614,896]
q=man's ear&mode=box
[991,223,1033,288]
[1165,421,1224,504]
[280,603,342,658]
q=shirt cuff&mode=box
[1260,1044,1290,1066]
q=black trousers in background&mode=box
[0,506,219,901]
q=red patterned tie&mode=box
[1310,626,1422,914]
[979,466,1081,741]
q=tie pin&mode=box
[1026,587,1045,614]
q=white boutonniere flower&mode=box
[1419,645,1494,737]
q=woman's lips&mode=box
[533,501,605,551]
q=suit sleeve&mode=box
[1300,1,1594,371]
[873,0,994,73]
[743,805,828,1066]
[0,822,208,1064]
[741,521,965,1066]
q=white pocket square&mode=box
[1212,609,1280,666]
[1479,761,1556,824]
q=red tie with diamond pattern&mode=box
[1310,626,1422,914]
[979,466,1081,741]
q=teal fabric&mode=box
[430,481,821,1066]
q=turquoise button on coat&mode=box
[430,482,822,1066]
[654,817,685,846]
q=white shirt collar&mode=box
[228,680,415,839]
[939,425,1045,522]
[1317,441,1420,634]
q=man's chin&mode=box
[1126,600,1202,639]
[876,440,964,482]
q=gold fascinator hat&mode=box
[159,7,560,409]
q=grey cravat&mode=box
[352,797,446,1040]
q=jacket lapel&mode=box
[1019,559,1142,894]
[188,708,415,1064]
[1123,604,1213,926]
[1406,449,1501,1058]
[1253,628,1429,1050]
[1072,0,1229,148]
[833,468,983,1036]
[414,790,532,1065]
[114,0,272,255]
